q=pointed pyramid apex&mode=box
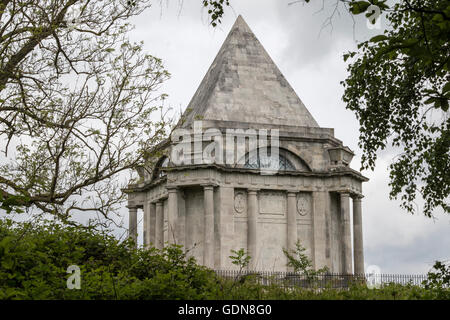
[228,15,254,38]
[234,15,249,28]
[180,15,319,128]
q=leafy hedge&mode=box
[0,218,448,300]
[0,219,218,299]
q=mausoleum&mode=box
[125,16,368,273]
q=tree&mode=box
[283,241,328,278]
[424,260,450,299]
[229,248,251,272]
[339,0,449,217]
[0,0,170,224]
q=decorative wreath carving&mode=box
[234,192,246,214]
[297,195,309,216]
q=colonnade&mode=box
[128,188,364,274]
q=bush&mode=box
[423,261,450,299]
[0,218,448,300]
[0,218,218,299]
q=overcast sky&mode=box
[3,0,446,274]
[123,0,449,274]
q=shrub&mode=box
[0,218,218,299]
[0,218,448,300]
[423,261,450,299]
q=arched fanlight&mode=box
[244,150,296,171]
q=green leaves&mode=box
[0,219,449,300]
[202,0,230,27]
[443,81,450,94]
[423,261,450,299]
[424,96,449,111]
[370,35,389,42]
[342,0,450,217]
[0,0,171,223]
[349,1,371,15]
[0,218,218,300]
[343,51,357,62]
[283,241,328,279]
[229,248,251,270]
[348,0,389,15]
[0,194,29,214]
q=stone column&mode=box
[340,192,352,274]
[353,196,364,275]
[167,188,178,245]
[286,191,298,253]
[216,186,235,269]
[203,185,215,268]
[143,203,149,247]
[312,191,330,270]
[176,191,186,249]
[128,207,138,246]
[155,201,164,249]
[247,189,258,270]
[149,202,156,246]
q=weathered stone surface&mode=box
[180,15,319,128]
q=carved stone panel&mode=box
[259,191,286,215]
[297,193,311,217]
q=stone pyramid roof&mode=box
[180,15,319,128]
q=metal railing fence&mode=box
[214,270,429,289]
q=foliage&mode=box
[423,261,450,299]
[340,0,449,217]
[0,218,218,299]
[229,248,251,271]
[282,241,328,279]
[1,219,448,300]
[202,0,230,27]
[0,0,170,222]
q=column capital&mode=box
[155,200,163,207]
[201,184,215,191]
[166,186,179,192]
[286,190,298,196]
[352,194,364,201]
[247,188,260,194]
[127,206,138,211]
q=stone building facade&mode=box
[125,16,368,273]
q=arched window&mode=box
[152,156,169,180]
[244,150,296,171]
[159,157,169,176]
[160,157,169,168]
